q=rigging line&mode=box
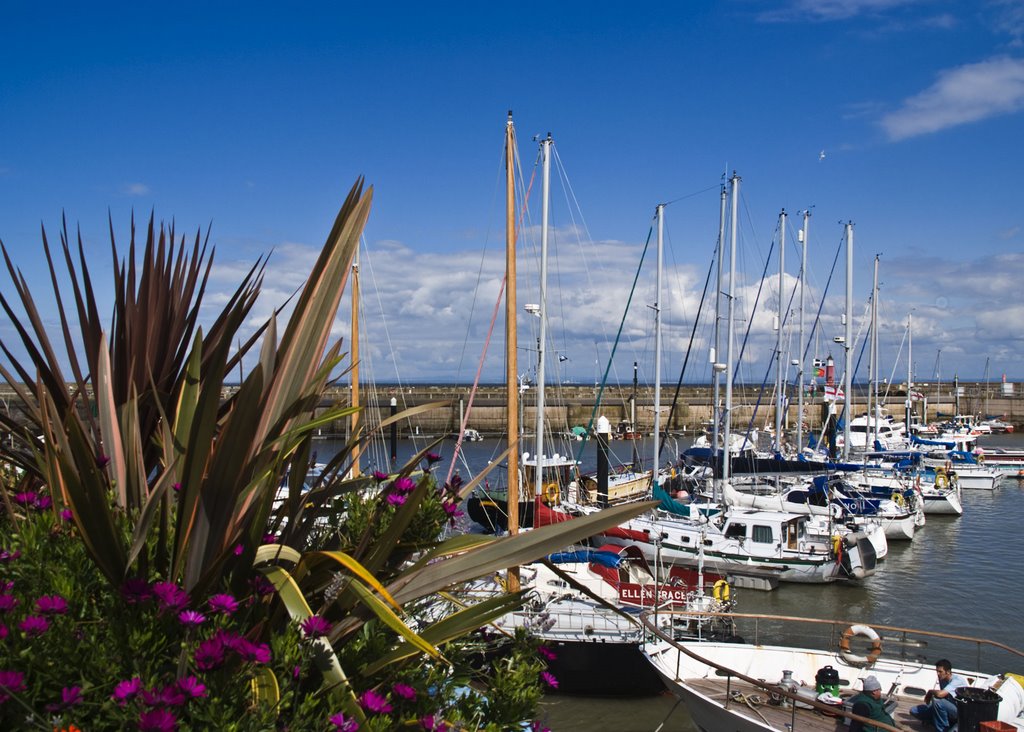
[658,241,717,462]
[573,222,655,466]
[732,238,774,446]
[884,315,909,402]
[445,274,506,487]
[662,183,721,207]
[801,231,845,364]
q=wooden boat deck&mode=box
[685,676,932,731]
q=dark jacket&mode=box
[848,691,895,732]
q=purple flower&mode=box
[207,593,239,615]
[142,684,186,708]
[392,477,416,494]
[0,670,26,704]
[138,707,177,731]
[36,594,68,615]
[0,624,7,641]
[177,676,207,700]
[232,544,244,556]
[421,715,448,731]
[292,665,301,680]
[442,502,464,523]
[121,578,152,604]
[14,491,35,505]
[249,576,275,597]
[300,615,332,638]
[262,533,277,544]
[540,671,559,689]
[329,712,360,732]
[178,610,206,627]
[537,645,557,661]
[46,684,83,711]
[531,723,551,732]
[392,683,416,700]
[194,637,226,671]
[97,453,111,468]
[60,508,74,522]
[0,595,19,613]
[19,614,49,637]
[152,581,189,612]
[372,470,389,481]
[112,677,143,705]
[236,638,271,664]
[359,689,393,714]
[33,495,53,511]
[172,482,182,493]
[0,550,20,562]
[425,452,442,464]
[386,493,408,507]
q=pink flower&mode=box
[142,684,186,708]
[540,671,559,689]
[359,689,393,714]
[442,502,464,523]
[60,508,74,522]
[329,712,359,731]
[300,615,332,638]
[178,610,206,627]
[420,715,448,731]
[112,677,143,705]
[207,593,239,615]
[0,670,26,704]
[19,615,49,637]
[14,491,35,505]
[0,550,20,562]
[392,682,416,700]
[531,723,551,732]
[232,544,244,556]
[194,637,226,671]
[386,493,408,506]
[61,685,82,706]
[537,645,557,661]
[36,595,68,615]
[33,495,53,511]
[0,595,19,613]
[392,477,416,494]
[152,581,189,612]
[177,676,207,699]
[236,639,271,664]
[120,578,152,604]
[0,625,7,641]
[249,576,275,597]
[138,707,177,731]
[372,470,389,481]
[425,452,442,464]
[172,482,182,492]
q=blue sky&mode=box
[2,1,1023,393]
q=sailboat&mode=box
[593,177,876,590]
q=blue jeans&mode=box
[910,697,958,732]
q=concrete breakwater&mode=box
[308,382,1023,438]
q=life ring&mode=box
[934,471,949,489]
[891,492,905,507]
[712,579,731,603]
[977,454,986,465]
[543,482,560,505]
[839,624,883,668]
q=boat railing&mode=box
[640,609,1024,732]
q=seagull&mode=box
[819,150,826,162]
[558,354,569,362]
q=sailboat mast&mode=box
[712,184,727,498]
[775,209,786,452]
[843,221,854,460]
[652,204,664,487]
[724,173,740,484]
[905,312,913,434]
[505,113,520,575]
[796,210,810,452]
[350,250,360,477]
[870,255,879,446]
[534,134,552,500]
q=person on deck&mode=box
[910,659,967,732]
[849,675,897,732]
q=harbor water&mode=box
[316,431,1024,731]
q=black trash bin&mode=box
[954,686,1001,732]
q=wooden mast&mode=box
[350,250,360,476]
[505,111,520,592]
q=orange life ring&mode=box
[543,482,560,505]
[839,624,883,668]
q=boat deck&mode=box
[686,676,935,730]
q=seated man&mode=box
[910,658,967,732]
[849,675,896,732]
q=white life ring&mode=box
[839,624,883,668]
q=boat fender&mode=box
[712,579,731,603]
[839,624,883,668]
[831,534,842,558]
[977,454,986,465]
[543,482,560,505]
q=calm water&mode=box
[315,431,1024,731]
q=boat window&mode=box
[752,525,773,543]
[788,491,808,504]
[787,522,799,548]
[724,523,746,539]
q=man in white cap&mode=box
[849,675,897,731]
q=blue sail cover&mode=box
[652,483,692,517]
[911,434,957,449]
[547,550,622,568]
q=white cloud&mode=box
[758,0,922,22]
[122,182,150,196]
[880,57,1024,140]
[997,225,1021,239]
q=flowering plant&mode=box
[0,181,652,730]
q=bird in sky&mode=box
[819,150,826,161]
